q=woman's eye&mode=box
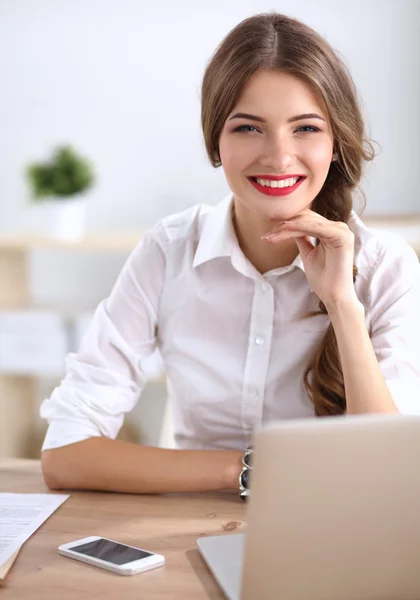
[296,125,320,133]
[232,124,320,134]
[233,125,260,133]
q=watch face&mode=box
[240,468,250,490]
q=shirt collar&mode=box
[192,194,236,268]
[193,194,351,275]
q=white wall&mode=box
[1,0,419,238]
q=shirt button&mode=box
[249,388,259,397]
[261,282,270,292]
[254,336,265,345]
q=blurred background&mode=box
[1,0,419,459]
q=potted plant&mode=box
[26,145,95,240]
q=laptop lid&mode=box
[241,414,420,600]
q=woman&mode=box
[40,12,420,497]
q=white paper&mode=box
[0,493,69,566]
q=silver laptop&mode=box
[197,414,420,600]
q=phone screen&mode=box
[70,538,153,565]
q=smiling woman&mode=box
[40,12,420,500]
[201,12,377,416]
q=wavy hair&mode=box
[201,12,376,416]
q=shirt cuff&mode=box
[41,420,103,451]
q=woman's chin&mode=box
[262,208,295,223]
[260,200,313,223]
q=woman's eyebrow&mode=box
[228,112,326,123]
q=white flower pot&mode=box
[29,196,87,241]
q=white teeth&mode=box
[255,177,300,188]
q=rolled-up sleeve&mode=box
[367,236,420,414]
[40,228,166,450]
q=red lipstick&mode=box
[248,175,306,197]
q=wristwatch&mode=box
[239,446,253,501]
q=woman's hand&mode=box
[262,209,361,310]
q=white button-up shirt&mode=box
[40,195,420,452]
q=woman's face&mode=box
[218,70,335,224]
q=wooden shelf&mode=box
[0,232,145,252]
[0,233,148,458]
[360,213,420,225]
[0,214,419,252]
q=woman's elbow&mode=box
[41,449,64,489]
[40,437,104,490]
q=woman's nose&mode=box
[258,136,295,171]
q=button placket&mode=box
[241,281,274,432]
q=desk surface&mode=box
[1,459,246,599]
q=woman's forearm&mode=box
[326,298,399,414]
[41,436,243,494]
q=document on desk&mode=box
[0,493,69,567]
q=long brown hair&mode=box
[201,12,375,416]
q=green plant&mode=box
[26,145,95,201]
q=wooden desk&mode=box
[1,459,246,599]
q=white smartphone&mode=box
[58,536,165,575]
